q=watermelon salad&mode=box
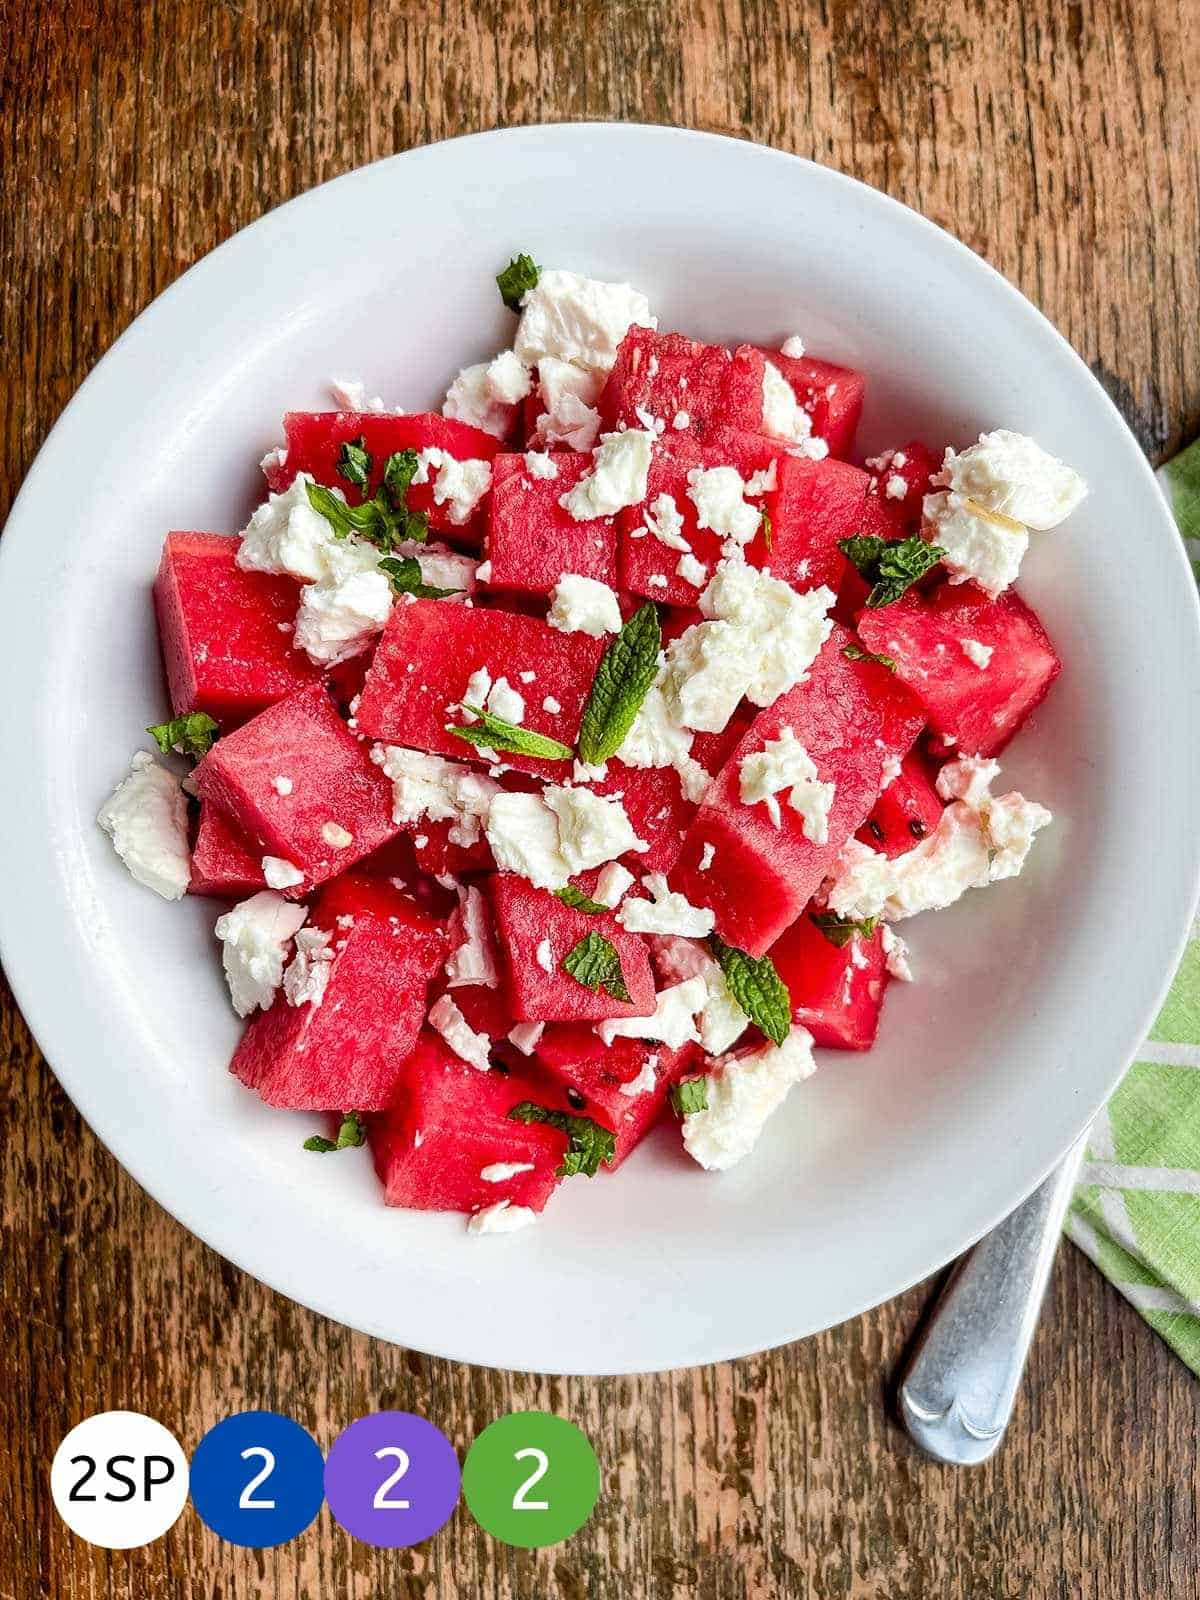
[97,256,1086,1234]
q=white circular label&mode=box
[50,1411,189,1549]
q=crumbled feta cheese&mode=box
[744,460,778,497]
[559,429,653,521]
[573,759,609,783]
[649,575,668,588]
[618,1056,658,1097]
[507,1022,545,1055]
[283,926,334,1008]
[878,754,902,793]
[480,1161,536,1183]
[535,938,554,972]
[214,891,308,1017]
[262,855,304,890]
[634,404,665,436]
[547,574,623,636]
[635,492,690,552]
[485,792,571,889]
[652,937,748,1056]
[935,430,1087,530]
[534,357,604,451]
[293,567,393,664]
[445,885,500,988]
[97,752,191,901]
[594,860,635,908]
[616,873,714,937]
[686,465,761,554]
[676,552,708,588]
[779,334,806,358]
[443,350,532,437]
[960,637,994,669]
[738,727,834,841]
[761,360,822,452]
[885,473,907,500]
[519,670,537,684]
[618,678,694,768]
[237,474,378,584]
[985,792,1054,880]
[935,754,1002,808]
[880,924,913,982]
[394,539,478,595]
[429,992,491,1070]
[542,786,647,874]
[514,269,655,373]
[699,842,716,872]
[486,676,526,725]
[524,449,559,480]
[468,1199,537,1234]
[542,695,562,715]
[412,448,493,526]
[329,377,387,412]
[923,491,1030,599]
[681,1028,817,1171]
[260,444,288,474]
[673,410,690,430]
[596,975,708,1050]
[272,775,294,796]
[475,560,493,584]
[321,822,354,850]
[371,746,498,845]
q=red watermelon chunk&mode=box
[486,452,618,593]
[355,599,603,775]
[230,874,447,1110]
[749,346,866,458]
[487,875,657,1023]
[599,328,765,439]
[669,625,926,955]
[153,532,321,724]
[532,1025,696,1168]
[263,412,501,544]
[369,1032,566,1213]
[189,803,266,897]
[856,751,944,858]
[192,680,399,895]
[763,456,873,594]
[855,586,1061,757]
[770,911,889,1050]
[863,439,940,525]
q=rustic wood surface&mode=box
[3,1,1199,1595]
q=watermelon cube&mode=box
[864,440,940,525]
[189,803,266,898]
[486,452,619,593]
[531,1025,696,1168]
[669,625,926,955]
[599,328,765,440]
[263,412,502,544]
[855,586,1061,757]
[487,875,657,1022]
[769,911,889,1050]
[230,874,447,1110]
[355,599,603,775]
[748,346,866,458]
[856,751,944,858]
[763,456,873,594]
[192,680,399,895]
[153,532,321,724]
[369,1032,566,1213]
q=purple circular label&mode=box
[323,1412,460,1548]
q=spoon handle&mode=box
[898,1127,1089,1465]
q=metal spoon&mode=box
[897,1126,1089,1464]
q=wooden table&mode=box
[4,3,1199,1595]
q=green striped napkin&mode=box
[1065,438,1200,1370]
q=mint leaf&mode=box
[305,450,428,553]
[669,1076,709,1116]
[336,436,372,493]
[497,254,540,312]
[562,931,631,1002]
[305,480,358,540]
[810,910,880,948]
[447,706,573,762]
[147,712,219,759]
[838,534,944,608]
[577,603,661,766]
[507,1100,615,1177]
[378,555,461,600]
[303,1111,366,1154]
[380,450,430,545]
[555,885,611,915]
[709,935,791,1046]
[842,643,897,671]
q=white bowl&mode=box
[2,124,1197,1375]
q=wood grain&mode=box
[3,2,1199,1595]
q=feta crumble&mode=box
[559,429,653,521]
[686,465,761,555]
[535,938,554,972]
[534,357,604,451]
[779,334,806,357]
[923,491,1029,599]
[272,775,294,796]
[542,786,648,873]
[329,377,387,412]
[885,473,907,500]
[524,449,559,480]
[880,925,913,983]
[935,429,1087,530]
[738,727,835,841]
[681,1028,817,1171]
[97,752,191,901]
[637,492,690,553]
[618,1056,658,1097]
[596,975,708,1050]
[514,268,655,373]
[542,695,562,715]
[429,992,492,1070]
[616,873,714,937]
[485,792,572,890]
[480,1161,536,1183]
[649,935,749,1055]
[761,360,815,446]
[443,350,532,437]
[214,891,308,1018]
[960,637,994,669]
[594,860,636,908]
[507,1021,546,1055]
[262,855,304,890]
[371,746,498,846]
[468,1199,537,1234]
[445,885,500,988]
[413,449,493,526]
[321,822,354,849]
[237,474,378,585]
[547,574,623,637]
[283,926,334,1009]
[676,552,708,588]
[293,567,393,664]
[699,842,716,872]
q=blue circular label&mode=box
[189,1411,325,1548]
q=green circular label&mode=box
[461,1412,600,1548]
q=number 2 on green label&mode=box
[511,1447,550,1511]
